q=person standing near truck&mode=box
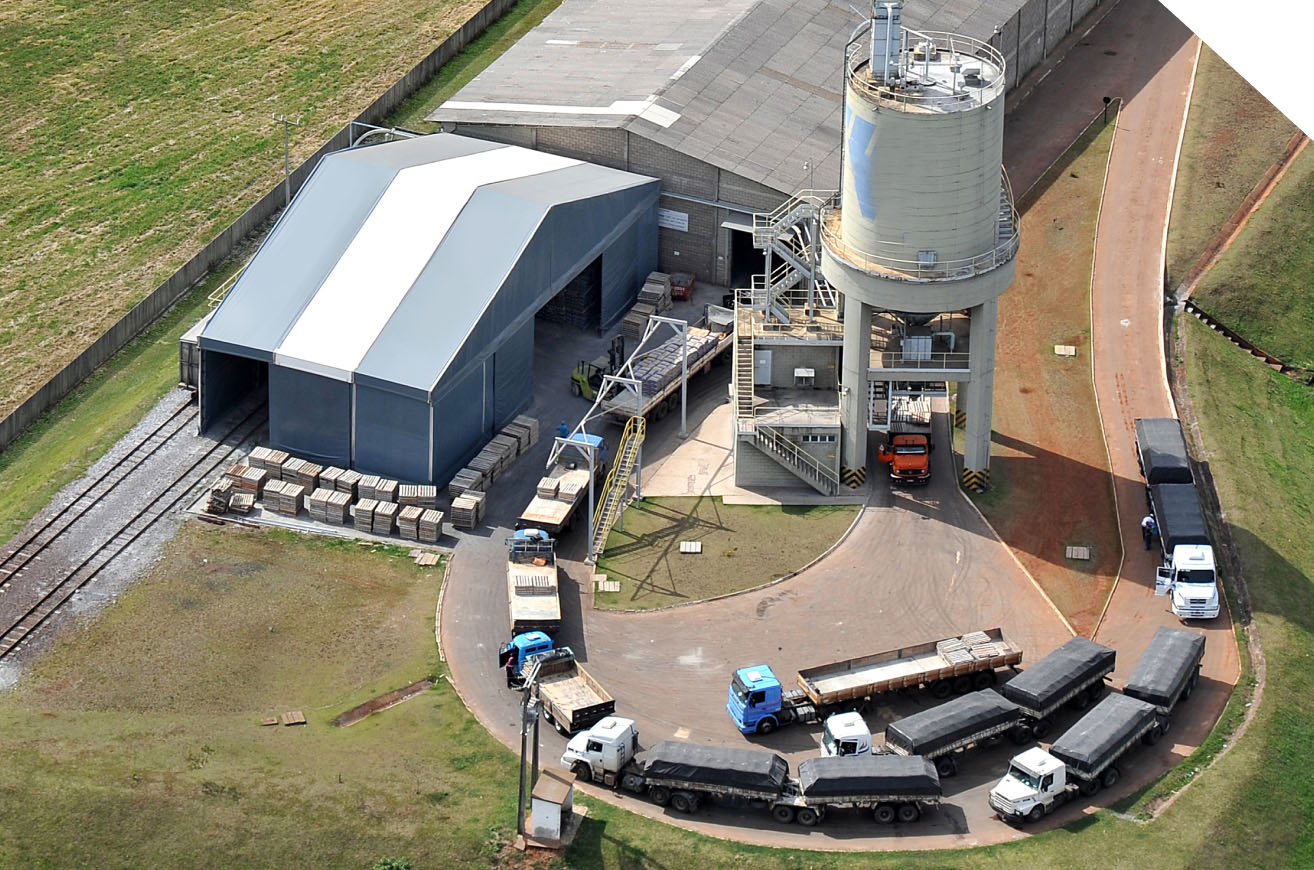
[1141,514,1158,550]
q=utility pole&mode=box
[272,113,301,207]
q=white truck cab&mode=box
[560,715,639,784]
[988,747,1067,822]
[819,712,872,757]
[1155,544,1220,619]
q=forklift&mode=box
[569,335,625,399]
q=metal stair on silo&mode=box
[588,415,646,561]
[751,193,838,315]
[753,424,839,496]
[733,304,757,423]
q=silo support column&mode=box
[955,381,968,428]
[841,298,871,487]
[962,299,997,491]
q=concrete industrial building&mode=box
[198,134,659,484]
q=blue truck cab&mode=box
[565,432,609,464]
[728,664,786,734]
[498,631,554,687]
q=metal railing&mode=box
[589,415,645,560]
[755,424,839,495]
[844,30,1006,112]
[868,351,970,371]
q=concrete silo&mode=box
[820,3,1018,490]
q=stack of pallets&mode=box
[358,475,381,501]
[229,493,255,515]
[558,476,585,503]
[638,274,673,313]
[512,415,540,447]
[281,458,321,491]
[449,467,483,498]
[206,480,233,514]
[468,449,499,484]
[353,498,378,533]
[224,463,268,498]
[398,485,438,509]
[419,509,444,543]
[935,636,976,666]
[307,488,351,525]
[336,469,362,498]
[536,477,560,499]
[266,480,305,516]
[249,447,290,479]
[372,501,398,536]
[319,466,345,492]
[398,506,423,540]
[622,309,650,343]
[450,491,485,530]
[500,420,534,455]
[374,478,399,504]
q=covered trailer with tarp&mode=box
[1049,693,1160,779]
[1134,417,1194,486]
[885,689,1023,776]
[1122,627,1206,714]
[1001,637,1116,737]
[639,741,788,803]
[1148,483,1211,554]
[777,754,941,825]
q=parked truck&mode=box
[999,636,1116,739]
[885,688,1026,776]
[1121,627,1206,729]
[877,400,933,484]
[728,628,1024,735]
[524,647,615,735]
[600,308,733,423]
[1149,483,1221,620]
[497,630,555,688]
[517,433,608,536]
[1134,418,1221,620]
[988,692,1162,824]
[819,712,873,757]
[561,717,942,826]
[505,529,561,637]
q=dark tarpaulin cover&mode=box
[1001,637,1116,713]
[798,755,941,798]
[642,741,788,794]
[1051,693,1158,775]
[885,689,1021,755]
[1149,484,1211,551]
[1135,418,1193,485]
[1123,627,1206,708]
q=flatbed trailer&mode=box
[526,648,615,735]
[999,636,1115,738]
[506,530,561,636]
[600,320,733,422]
[884,688,1025,776]
[517,457,605,537]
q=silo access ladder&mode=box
[588,415,646,561]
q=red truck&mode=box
[878,433,932,485]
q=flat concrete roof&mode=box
[430,0,1027,196]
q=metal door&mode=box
[754,350,773,385]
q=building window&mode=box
[800,434,837,443]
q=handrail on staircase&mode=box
[590,415,646,557]
[756,423,840,490]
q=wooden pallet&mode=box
[418,509,444,542]
[372,501,398,536]
[353,498,378,532]
[398,505,423,540]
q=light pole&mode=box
[272,113,301,207]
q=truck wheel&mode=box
[654,399,670,420]
[755,717,777,736]
[772,804,796,824]
[874,803,896,824]
[1079,777,1100,796]
[897,803,921,823]
[670,792,695,814]
[1026,805,1044,824]
[649,786,671,806]
[973,670,996,690]
[930,680,953,700]
[1101,766,1121,789]
[572,762,594,784]
[1031,718,1053,740]
[1142,724,1163,746]
[797,807,821,827]
[1008,725,1032,746]
[621,773,644,793]
[952,675,972,695]
[935,755,958,777]
[1072,688,1092,711]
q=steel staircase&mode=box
[733,304,756,423]
[754,424,839,496]
[868,380,889,430]
[750,192,840,317]
[589,415,646,560]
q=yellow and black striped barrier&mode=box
[960,468,989,492]
[954,408,966,428]
[841,466,866,488]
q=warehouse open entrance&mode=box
[199,350,267,431]
[536,257,602,333]
[728,227,765,291]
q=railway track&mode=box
[0,400,267,660]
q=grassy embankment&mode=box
[962,112,1121,634]
[1164,46,1297,289]
[0,0,487,420]
[595,497,859,610]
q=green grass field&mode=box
[0,0,487,420]
[594,497,859,610]
[1164,46,1297,288]
[1190,148,1314,370]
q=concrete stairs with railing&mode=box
[753,424,839,496]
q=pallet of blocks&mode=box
[512,415,540,448]
[418,509,444,543]
[307,488,351,525]
[451,491,485,530]
[398,506,423,540]
[489,434,519,473]
[353,498,378,533]
[281,458,321,491]
[319,466,344,492]
[500,422,532,456]
[621,309,649,343]
[398,485,438,509]
[638,277,672,313]
[335,468,361,498]
[374,478,399,504]
[248,446,290,479]
[448,467,483,499]
[372,501,398,536]
[468,449,499,484]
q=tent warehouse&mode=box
[199,134,659,484]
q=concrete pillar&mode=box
[841,297,871,484]
[955,381,968,428]
[962,299,998,489]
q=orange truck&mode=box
[877,433,932,485]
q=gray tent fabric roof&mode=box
[1134,418,1194,485]
[642,741,789,795]
[201,134,658,392]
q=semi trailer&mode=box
[600,312,733,423]
[1149,483,1221,619]
[999,637,1116,739]
[884,688,1026,776]
[505,529,561,637]
[1134,417,1194,486]
[517,433,608,536]
[1121,626,1206,726]
[989,692,1162,824]
[728,628,1023,735]
[561,718,942,826]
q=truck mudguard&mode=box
[885,689,1021,756]
[798,755,941,798]
[642,741,788,794]
[1050,693,1158,776]
[1134,418,1193,485]
[1002,637,1116,713]
[1122,627,1206,709]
